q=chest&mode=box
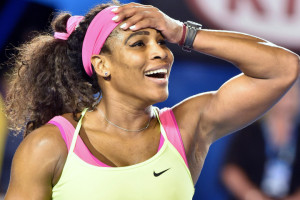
[80,125,162,167]
[53,140,195,200]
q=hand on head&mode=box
[111,3,183,44]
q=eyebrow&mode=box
[124,31,150,45]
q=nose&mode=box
[149,42,168,61]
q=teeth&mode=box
[144,68,167,76]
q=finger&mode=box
[112,2,147,13]
[111,3,142,15]
[112,5,155,23]
[112,6,141,23]
[128,18,158,31]
[117,9,161,30]
[119,13,146,30]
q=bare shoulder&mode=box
[18,123,68,184]
[5,124,67,199]
[17,123,67,163]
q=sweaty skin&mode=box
[5,2,300,199]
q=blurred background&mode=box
[0,0,299,199]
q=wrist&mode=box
[181,21,202,52]
[178,23,186,46]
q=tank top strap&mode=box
[153,107,168,141]
[68,108,89,154]
[156,107,189,168]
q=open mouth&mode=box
[144,68,167,79]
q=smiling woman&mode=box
[3,0,300,199]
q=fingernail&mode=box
[120,23,127,29]
[112,15,119,21]
[129,25,136,30]
[111,7,118,12]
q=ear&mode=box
[91,55,110,78]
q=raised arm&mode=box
[182,29,299,141]
[5,125,65,200]
[112,3,299,144]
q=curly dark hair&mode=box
[5,0,121,137]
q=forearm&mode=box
[192,29,299,81]
[112,4,299,82]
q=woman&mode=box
[4,1,299,199]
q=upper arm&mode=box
[201,73,292,140]
[173,72,296,149]
[5,125,66,200]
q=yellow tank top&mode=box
[52,108,195,199]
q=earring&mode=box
[104,72,108,77]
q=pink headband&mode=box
[82,6,121,77]
[54,16,84,40]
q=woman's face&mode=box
[101,28,174,105]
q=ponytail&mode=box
[5,1,120,137]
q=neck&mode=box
[95,95,154,134]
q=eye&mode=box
[129,40,145,47]
[158,39,166,46]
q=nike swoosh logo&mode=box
[153,168,171,177]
